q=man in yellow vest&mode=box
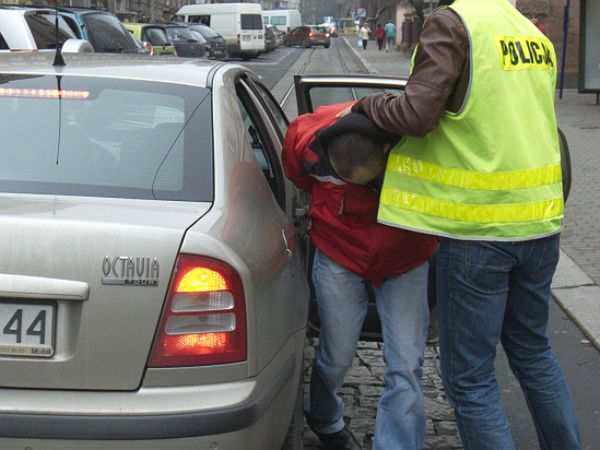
[350,0,583,449]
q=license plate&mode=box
[0,302,55,357]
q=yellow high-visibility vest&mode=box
[378,0,563,240]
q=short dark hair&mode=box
[327,133,386,180]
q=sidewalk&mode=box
[343,36,600,351]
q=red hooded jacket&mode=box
[282,102,437,286]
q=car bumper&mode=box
[0,330,305,448]
[308,39,330,46]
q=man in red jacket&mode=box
[282,102,437,450]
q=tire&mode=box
[324,44,330,48]
[280,377,304,450]
[558,126,572,203]
[302,41,310,48]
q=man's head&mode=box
[327,133,388,185]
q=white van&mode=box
[174,3,264,60]
[262,9,302,34]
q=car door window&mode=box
[246,79,288,140]
[293,75,407,115]
[236,79,285,210]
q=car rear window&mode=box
[0,74,213,202]
[82,13,139,52]
[241,14,263,30]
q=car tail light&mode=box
[148,255,247,367]
[325,33,330,38]
[237,33,241,45]
[309,32,315,37]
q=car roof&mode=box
[0,53,224,87]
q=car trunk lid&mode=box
[0,195,210,390]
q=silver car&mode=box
[0,53,309,449]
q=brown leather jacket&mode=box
[352,9,470,137]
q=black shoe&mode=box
[314,426,362,450]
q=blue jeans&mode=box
[436,235,582,450]
[305,250,429,450]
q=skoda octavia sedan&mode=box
[0,53,309,450]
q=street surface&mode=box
[241,37,600,450]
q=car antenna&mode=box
[52,1,65,66]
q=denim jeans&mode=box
[305,250,429,450]
[436,235,582,450]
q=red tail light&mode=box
[309,32,315,37]
[148,255,247,367]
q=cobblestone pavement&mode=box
[302,339,463,450]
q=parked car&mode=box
[284,25,330,48]
[0,7,92,52]
[57,7,145,53]
[0,52,309,449]
[186,23,227,60]
[161,23,206,58]
[123,22,177,56]
[264,24,276,52]
[266,24,284,47]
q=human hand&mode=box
[335,105,353,118]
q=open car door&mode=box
[293,73,572,340]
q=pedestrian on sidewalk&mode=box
[282,102,438,450]
[384,19,396,52]
[359,23,371,50]
[349,0,583,449]
[375,23,385,50]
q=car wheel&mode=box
[242,55,253,61]
[303,41,310,48]
[280,377,304,450]
[324,44,330,48]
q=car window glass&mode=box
[195,25,218,38]
[236,80,285,209]
[144,28,170,46]
[60,15,80,37]
[188,15,210,26]
[307,86,405,111]
[165,27,196,41]
[249,80,288,139]
[241,14,263,30]
[0,32,8,50]
[0,75,212,202]
[25,14,75,49]
[83,13,137,52]
[270,16,286,26]
[190,30,207,44]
